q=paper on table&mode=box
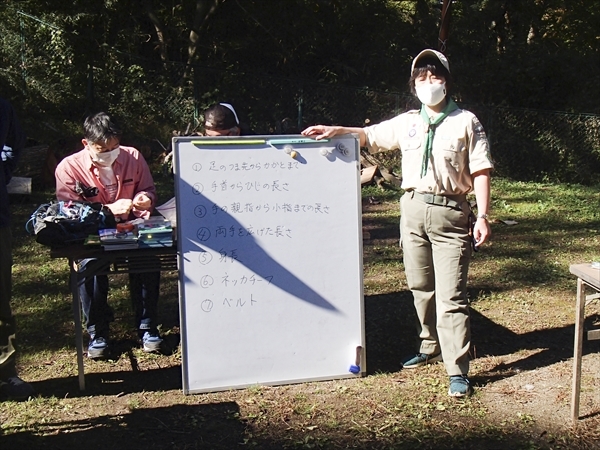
[156,196,177,227]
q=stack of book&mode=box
[98,228,139,251]
[137,217,173,248]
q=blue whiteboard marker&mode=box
[349,345,363,374]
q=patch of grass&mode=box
[1,177,599,449]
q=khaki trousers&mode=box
[400,191,471,376]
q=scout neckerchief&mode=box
[419,98,459,178]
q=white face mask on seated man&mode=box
[89,146,120,167]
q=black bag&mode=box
[25,200,116,247]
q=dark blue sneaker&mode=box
[448,375,473,397]
[87,336,109,359]
[401,352,442,369]
[0,376,35,401]
[142,331,163,353]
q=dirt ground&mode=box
[3,299,597,449]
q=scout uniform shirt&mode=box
[363,107,494,195]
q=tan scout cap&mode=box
[411,49,450,74]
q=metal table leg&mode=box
[571,278,585,423]
[69,258,85,391]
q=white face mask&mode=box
[415,83,446,106]
[90,146,120,167]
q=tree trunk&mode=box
[184,0,222,79]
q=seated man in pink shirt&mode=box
[55,112,163,358]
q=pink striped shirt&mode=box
[55,145,157,221]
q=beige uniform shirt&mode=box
[364,108,493,195]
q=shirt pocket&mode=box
[401,139,422,152]
[435,137,467,170]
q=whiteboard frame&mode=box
[173,134,365,394]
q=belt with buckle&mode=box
[410,191,466,210]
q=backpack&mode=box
[25,200,116,247]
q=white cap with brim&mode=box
[411,49,450,74]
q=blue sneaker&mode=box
[448,375,473,397]
[87,336,109,359]
[142,331,163,353]
[401,352,442,369]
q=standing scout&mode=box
[302,49,493,397]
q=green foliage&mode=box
[1,1,600,182]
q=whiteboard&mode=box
[173,135,365,393]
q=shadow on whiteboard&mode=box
[183,238,339,312]
[177,179,340,313]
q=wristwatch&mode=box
[477,213,489,220]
